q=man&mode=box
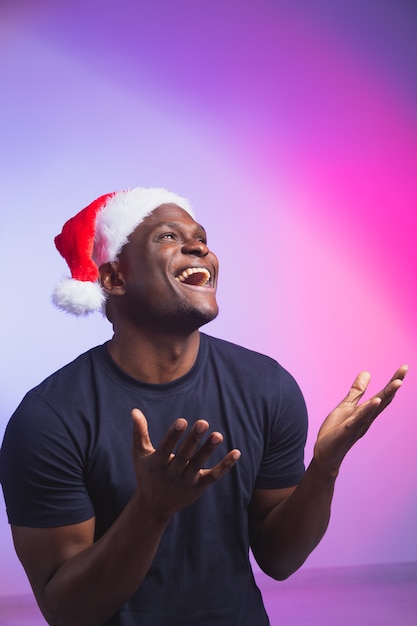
[0,187,407,626]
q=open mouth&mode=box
[175,267,211,287]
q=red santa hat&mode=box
[52,186,194,316]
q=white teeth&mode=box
[175,267,211,285]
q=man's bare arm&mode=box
[249,365,408,580]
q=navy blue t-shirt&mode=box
[0,333,307,625]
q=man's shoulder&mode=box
[203,333,277,362]
[202,333,284,374]
[6,344,109,437]
[201,333,305,410]
[29,344,106,396]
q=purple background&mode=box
[1,0,416,597]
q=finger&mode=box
[131,408,154,456]
[345,396,382,435]
[168,420,210,471]
[185,430,224,474]
[198,449,241,487]
[340,371,371,407]
[374,364,408,409]
[346,366,408,434]
[389,364,408,383]
[156,418,189,463]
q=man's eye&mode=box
[158,232,176,240]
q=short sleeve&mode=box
[255,367,308,489]
[0,390,95,527]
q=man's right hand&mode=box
[131,408,241,523]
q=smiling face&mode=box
[112,203,219,334]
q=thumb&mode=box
[131,408,155,455]
[341,371,371,406]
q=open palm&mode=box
[313,365,408,477]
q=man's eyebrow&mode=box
[153,221,207,235]
[153,222,182,229]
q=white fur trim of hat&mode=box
[52,186,194,316]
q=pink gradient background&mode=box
[1,0,416,597]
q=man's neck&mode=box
[107,328,201,384]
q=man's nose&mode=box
[181,238,209,257]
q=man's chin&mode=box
[139,302,218,335]
[195,306,219,329]
[168,303,219,334]
[180,304,219,332]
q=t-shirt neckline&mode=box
[96,332,209,394]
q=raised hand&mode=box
[313,365,408,477]
[131,409,241,522]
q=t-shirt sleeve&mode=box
[255,366,308,489]
[0,390,95,528]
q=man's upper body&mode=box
[2,332,307,625]
[0,189,407,626]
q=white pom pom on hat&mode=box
[52,187,194,316]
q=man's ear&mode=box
[99,262,126,296]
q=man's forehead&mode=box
[126,204,205,242]
[143,204,204,230]
[148,203,193,218]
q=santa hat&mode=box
[52,186,194,316]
